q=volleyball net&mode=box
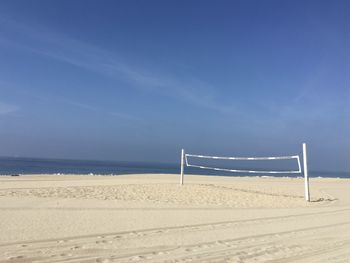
[180,143,310,201]
[185,153,301,174]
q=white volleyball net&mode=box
[180,144,310,202]
[184,153,302,174]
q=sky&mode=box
[0,0,349,171]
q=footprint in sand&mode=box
[70,245,81,250]
[17,244,28,248]
[59,253,72,257]
[130,255,146,261]
[95,258,111,263]
[8,255,25,260]
[96,240,108,244]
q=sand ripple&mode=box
[0,183,314,208]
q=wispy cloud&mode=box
[13,90,139,122]
[0,102,19,115]
[0,16,234,115]
[59,98,141,121]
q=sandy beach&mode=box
[0,173,350,262]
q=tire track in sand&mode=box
[1,207,350,262]
[4,221,350,263]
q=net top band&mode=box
[185,154,299,161]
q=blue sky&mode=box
[0,0,349,171]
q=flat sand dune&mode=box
[0,174,350,262]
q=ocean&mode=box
[0,157,349,178]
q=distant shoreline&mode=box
[1,173,350,180]
[0,156,349,178]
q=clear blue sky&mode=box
[0,0,349,171]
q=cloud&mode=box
[0,16,235,115]
[15,90,139,122]
[0,102,19,115]
[59,98,141,122]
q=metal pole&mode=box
[303,143,310,202]
[180,149,184,185]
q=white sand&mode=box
[0,173,350,262]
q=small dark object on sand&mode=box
[11,174,20,177]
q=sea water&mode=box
[0,157,349,178]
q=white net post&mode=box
[180,149,185,185]
[303,143,310,202]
